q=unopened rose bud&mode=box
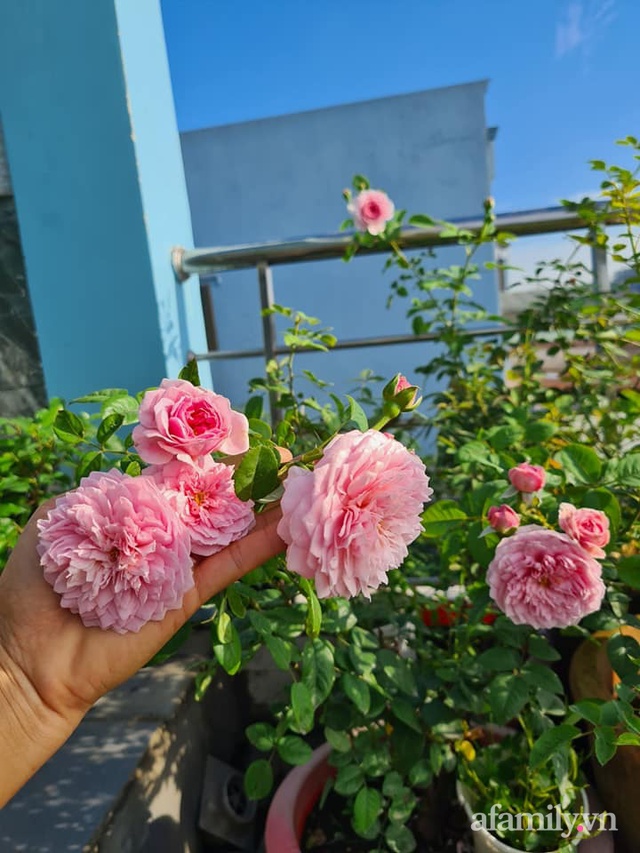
[382,374,421,411]
[487,504,520,534]
[508,463,545,494]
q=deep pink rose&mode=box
[558,502,610,559]
[487,504,520,534]
[277,430,433,599]
[348,189,395,236]
[508,463,546,493]
[487,524,605,629]
[144,457,255,557]
[37,470,193,633]
[132,379,249,465]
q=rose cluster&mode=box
[485,464,610,629]
[38,380,254,633]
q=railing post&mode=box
[590,233,610,292]
[257,262,281,424]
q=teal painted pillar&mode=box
[0,0,208,402]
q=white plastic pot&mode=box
[456,781,593,853]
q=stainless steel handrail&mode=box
[172,204,615,279]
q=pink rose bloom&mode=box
[277,430,433,599]
[508,463,546,493]
[144,457,255,557]
[348,189,395,236]
[487,504,520,534]
[487,524,605,629]
[37,470,193,634]
[132,379,249,465]
[558,502,610,559]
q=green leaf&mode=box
[524,421,557,444]
[213,622,242,675]
[353,787,383,836]
[341,673,370,715]
[421,500,467,537]
[522,662,564,695]
[528,634,561,662]
[76,450,103,480]
[408,213,434,228]
[245,396,263,420]
[385,823,417,853]
[391,698,422,732]
[607,633,640,680]
[178,359,201,386]
[616,732,640,746]
[227,586,246,618]
[101,394,140,424]
[302,639,335,706]
[345,396,369,431]
[305,588,322,639]
[277,736,313,766]
[265,634,292,671]
[530,724,580,768]
[616,453,640,487]
[244,759,273,799]
[325,727,351,753]
[216,610,232,644]
[245,722,276,751]
[617,556,640,589]
[334,764,365,796]
[594,726,617,765]
[248,418,272,439]
[476,647,520,672]
[97,413,124,445]
[571,699,603,725]
[233,444,280,501]
[382,771,405,797]
[488,673,530,724]
[555,444,602,484]
[291,682,315,734]
[408,760,433,787]
[124,460,141,476]
[248,610,272,635]
[54,409,86,442]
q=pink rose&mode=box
[37,470,193,633]
[347,189,395,236]
[487,504,520,534]
[508,463,546,493]
[132,379,249,465]
[277,430,433,599]
[487,525,605,629]
[558,502,610,559]
[144,457,255,557]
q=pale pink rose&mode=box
[348,189,395,236]
[37,470,193,634]
[487,524,605,629]
[487,504,520,534]
[277,430,433,599]
[558,502,610,559]
[508,463,546,493]
[144,457,255,557]
[132,379,249,465]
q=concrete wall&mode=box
[0,0,209,405]
[0,125,47,416]
[180,81,497,412]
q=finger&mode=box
[192,506,285,606]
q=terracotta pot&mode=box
[569,626,640,853]
[264,742,334,853]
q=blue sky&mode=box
[161,0,639,217]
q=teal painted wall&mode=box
[0,0,208,403]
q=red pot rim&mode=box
[264,742,334,853]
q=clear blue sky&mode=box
[161,0,639,213]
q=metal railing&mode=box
[172,206,615,404]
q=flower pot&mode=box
[264,742,334,853]
[569,626,640,853]
[456,782,607,853]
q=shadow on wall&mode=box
[0,192,47,416]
